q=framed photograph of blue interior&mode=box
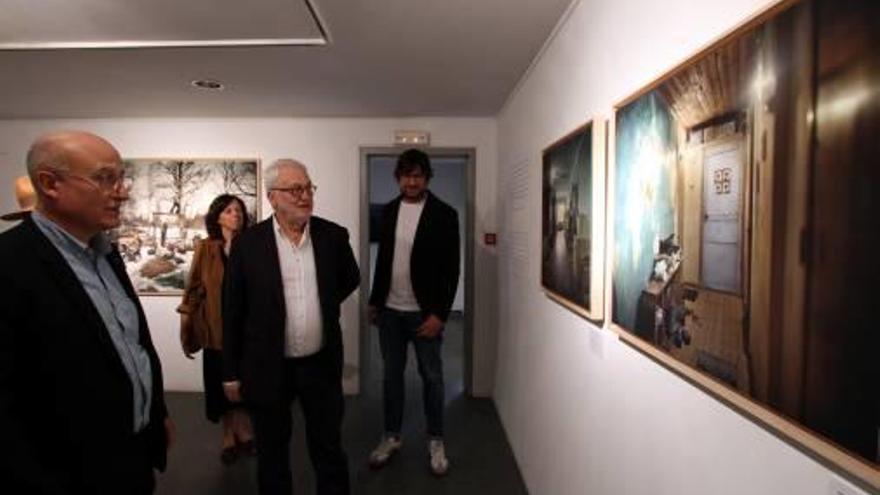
[115,158,260,295]
[608,0,879,488]
[541,119,606,321]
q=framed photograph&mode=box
[116,158,260,295]
[542,119,606,321]
[608,0,879,488]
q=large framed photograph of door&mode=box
[608,0,879,489]
[541,119,606,322]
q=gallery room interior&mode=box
[0,0,877,494]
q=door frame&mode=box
[358,147,476,396]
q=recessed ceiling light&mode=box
[191,79,225,91]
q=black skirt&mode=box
[202,348,240,422]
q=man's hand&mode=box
[416,314,444,339]
[164,416,176,452]
[223,380,243,403]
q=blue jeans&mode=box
[378,308,444,437]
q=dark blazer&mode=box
[0,217,168,495]
[222,216,360,406]
[369,191,460,321]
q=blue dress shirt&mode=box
[32,211,153,432]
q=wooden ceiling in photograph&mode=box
[657,36,756,129]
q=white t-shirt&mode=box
[385,199,426,311]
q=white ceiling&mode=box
[0,0,325,48]
[0,0,573,118]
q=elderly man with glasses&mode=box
[222,159,359,495]
[0,130,173,494]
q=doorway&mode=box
[358,147,475,399]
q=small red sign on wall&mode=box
[484,233,497,245]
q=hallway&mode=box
[155,315,527,494]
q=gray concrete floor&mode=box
[155,314,528,494]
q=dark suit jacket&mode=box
[369,191,460,321]
[0,217,168,495]
[222,216,360,406]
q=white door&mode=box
[701,141,743,293]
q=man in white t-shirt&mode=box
[368,149,460,476]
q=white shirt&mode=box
[273,215,323,357]
[386,199,425,311]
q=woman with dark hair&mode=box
[178,194,254,464]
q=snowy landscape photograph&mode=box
[115,158,259,294]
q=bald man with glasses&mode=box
[0,130,173,494]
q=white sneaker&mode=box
[428,439,449,476]
[369,435,402,468]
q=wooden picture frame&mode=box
[607,0,879,489]
[541,118,606,322]
[116,158,260,295]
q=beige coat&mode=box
[178,239,226,352]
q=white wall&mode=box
[0,117,498,396]
[494,0,870,494]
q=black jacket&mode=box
[369,192,460,321]
[0,217,168,495]
[222,216,360,406]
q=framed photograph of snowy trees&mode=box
[115,158,260,295]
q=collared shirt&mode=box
[386,199,425,311]
[32,211,153,432]
[273,215,323,357]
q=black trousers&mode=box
[250,351,349,495]
[120,428,157,495]
[80,427,156,495]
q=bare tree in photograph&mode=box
[220,160,258,199]
[159,160,211,215]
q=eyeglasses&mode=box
[272,183,317,199]
[56,169,132,193]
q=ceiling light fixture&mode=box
[191,79,225,91]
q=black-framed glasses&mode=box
[55,168,132,193]
[272,183,317,199]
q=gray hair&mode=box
[264,158,309,195]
